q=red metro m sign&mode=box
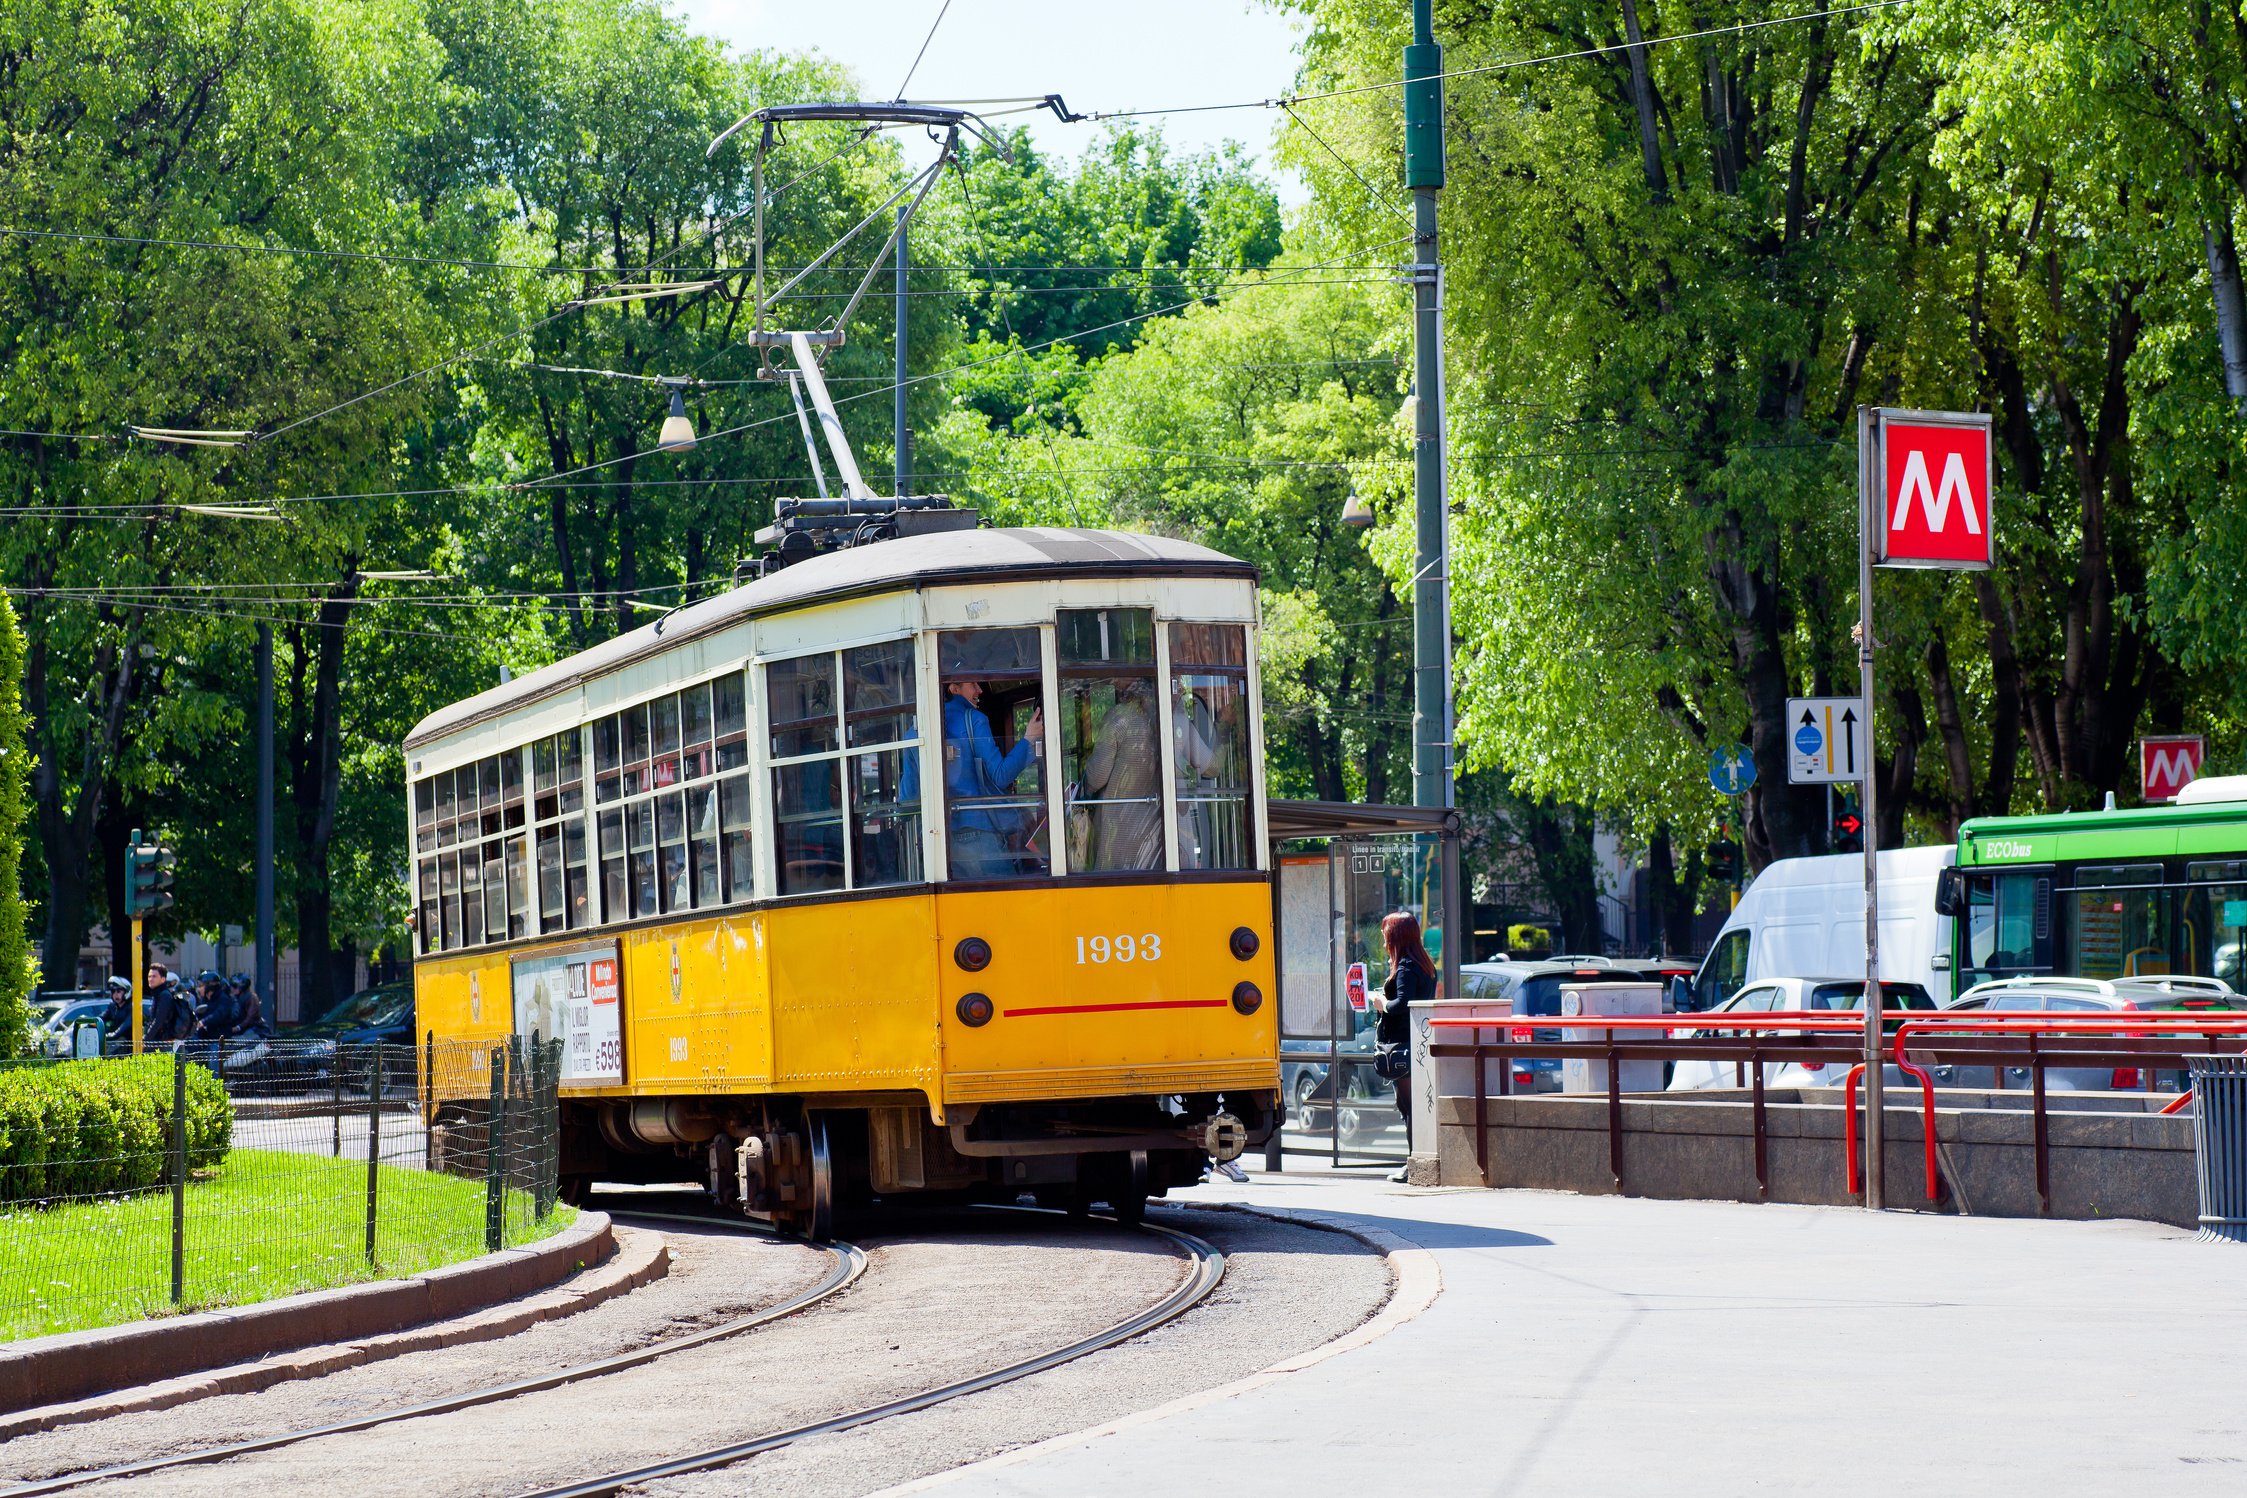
[1871,409,1995,569]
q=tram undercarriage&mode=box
[550,1091,1274,1237]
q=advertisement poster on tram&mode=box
[512,941,623,1086]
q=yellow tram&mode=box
[405,518,1279,1233]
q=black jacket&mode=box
[1377,958,1436,1047]
[143,982,194,1044]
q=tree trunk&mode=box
[2205,214,2247,407]
[1618,0,1668,203]
[289,579,360,1024]
[27,629,138,988]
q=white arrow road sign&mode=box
[1787,697,1866,785]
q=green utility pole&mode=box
[1405,0,1450,817]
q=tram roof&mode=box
[406,526,1255,749]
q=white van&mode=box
[1689,845,1957,1009]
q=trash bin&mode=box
[2187,1054,2247,1243]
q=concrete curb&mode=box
[862,1198,1443,1497]
[0,1210,642,1424]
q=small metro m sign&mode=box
[2141,735,2205,803]
[1871,408,1995,570]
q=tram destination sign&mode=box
[1871,408,1995,570]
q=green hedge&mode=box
[0,1056,233,1204]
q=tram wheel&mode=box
[800,1114,836,1241]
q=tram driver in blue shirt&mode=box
[942,679,1042,878]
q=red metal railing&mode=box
[1426,1010,2247,1210]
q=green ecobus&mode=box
[1947,779,2247,992]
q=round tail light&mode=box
[954,937,991,972]
[1231,981,1263,1016]
[956,992,994,1027]
[1229,926,1260,961]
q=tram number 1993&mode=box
[1075,933,1162,964]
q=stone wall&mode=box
[1431,1091,2198,1227]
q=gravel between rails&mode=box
[19,1221,1185,1498]
[636,1205,1390,1498]
[0,1222,835,1487]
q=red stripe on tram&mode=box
[1001,999,1232,1017]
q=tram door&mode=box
[1278,835,1441,1167]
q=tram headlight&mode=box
[954,936,992,972]
[956,992,994,1027]
[1229,926,1260,961]
[1231,981,1263,1016]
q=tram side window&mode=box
[1169,622,1254,871]
[1059,609,1161,873]
[2182,862,2247,988]
[593,672,753,920]
[939,628,1048,881]
[2066,864,2171,979]
[844,639,922,888]
[766,642,926,896]
[414,753,524,954]
[530,729,589,933]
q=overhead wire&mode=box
[893,0,954,100]
[1088,0,1920,119]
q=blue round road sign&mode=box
[1708,744,1757,796]
[1794,721,1823,757]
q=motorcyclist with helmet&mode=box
[191,970,236,1041]
[222,972,267,1038]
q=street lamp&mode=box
[1340,481,1376,529]
[657,383,696,452]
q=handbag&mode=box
[1374,1042,1411,1081]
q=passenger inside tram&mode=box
[1081,678,1162,871]
[941,675,1044,878]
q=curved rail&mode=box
[510,1213,1228,1498]
[4,1213,866,1498]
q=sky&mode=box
[667,1,1310,193]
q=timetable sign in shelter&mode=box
[1873,409,1995,570]
[1787,697,1865,785]
[2141,735,2205,803]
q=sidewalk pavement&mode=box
[946,1171,2247,1496]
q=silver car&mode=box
[1932,976,2246,1092]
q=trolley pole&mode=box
[894,205,911,497]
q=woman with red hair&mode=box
[1374,911,1438,1179]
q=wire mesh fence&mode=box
[0,1035,566,1342]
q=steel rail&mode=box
[509,1213,1227,1498]
[3,1213,865,1498]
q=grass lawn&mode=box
[0,1148,575,1342]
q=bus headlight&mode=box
[1231,981,1263,1015]
[956,992,994,1026]
[954,937,991,972]
[1229,926,1260,961]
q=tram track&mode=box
[4,1207,1224,1498]
[1,1213,866,1498]
[511,1213,1224,1498]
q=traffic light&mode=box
[125,828,175,916]
[1706,841,1741,883]
[1831,798,1865,853]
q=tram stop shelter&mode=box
[1264,800,1461,1171]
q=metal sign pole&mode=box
[1857,405,1884,1208]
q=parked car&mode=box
[1930,975,2247,1092]
[1667,977,1935,1091]
[31,995,112,1057]
[1464,957,1699,1092]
